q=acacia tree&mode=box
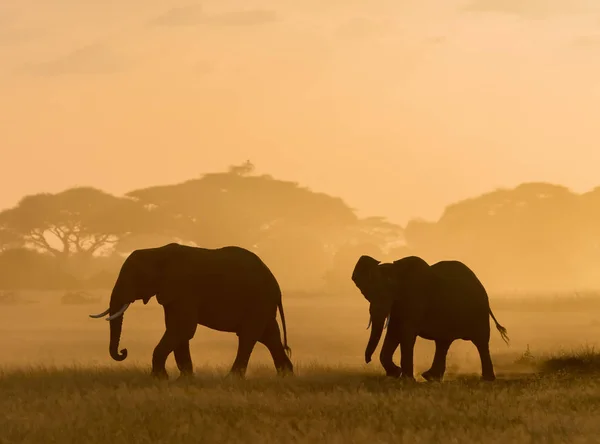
[0,225,22,253]
[125,162,359,249]
[123,162,368,290]
[0,187,144,261]
[404,182,586,292]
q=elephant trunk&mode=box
[365,315,386,364]
[108,288,128,361]
[109,314,128,361]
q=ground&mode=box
[1,290,600,443]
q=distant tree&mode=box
[0,248,79,290]
[0,225,22,253]
[573,186,600,286]
[323,242,384,293]
[322,216,404,292]
[0,187,145,260]
[404,182,585,291]
[125,163,358,250]
[124,162,362,290]
[227,160,255,176]
[343,216,404,253]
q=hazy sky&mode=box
[2,0,600,224]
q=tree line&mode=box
[402,182,600,293]
[0,161,402,293]
[0,164,597,294]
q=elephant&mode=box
[352,255,509,382]
[89,243,293,380]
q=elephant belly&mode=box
[195,298,247,333]
[418,329,472,341]
[418,331,437,341]
[414,300,490,342]
[417,319,478,342]
[194,289,274,334]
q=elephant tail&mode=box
[489,307,509,345]
[278,298,292,359]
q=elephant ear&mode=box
[352,255,382,296]
[152,257,179,306]
[132,248,169,305]
[154,269,177,306]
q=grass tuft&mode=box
[538,345,600,375]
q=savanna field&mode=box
[2,290,600,444]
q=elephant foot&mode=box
[481,373,496,382]
[227,368,247,380]
[177,371,195,382]
[151,369,169,380]
[384,364,402,378]
[422,369,444,382]
[399,373,416,383]
[276,366,294,378]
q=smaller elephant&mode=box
[352,255,509,382]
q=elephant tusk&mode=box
[366,317,372,330]
[89,307,110,319]
[106,303,131,321]
[384,315,390,330]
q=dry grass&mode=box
[538,346,600,375]
[1,290,600,443]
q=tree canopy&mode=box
[124,165,358,250]
[403,182,600,292]
[0,187,143,259]
[122,162,396,289]
[0,163,403,292]
[6,168,600,294]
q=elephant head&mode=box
[89,248,165,362]
[352,255,430,363]
[352,255,396,363]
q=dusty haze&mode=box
[2,0,600,224]
[2,5,600,441]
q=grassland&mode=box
[1,290,600,443]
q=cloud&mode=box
[423,36,447,45]
[0,26,46,45]
[150,4,205,27]
[23,43,126,76]
[193,60,216,76]
[334,17,393,39]
[150,5,277,28]
[0,13,46,45]
[206,9,278,27]
[572,35,600,47]
[461,0,592,19]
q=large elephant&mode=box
[352,255,509,382]
[89,243,293,379]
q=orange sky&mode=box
[1,0,600,224]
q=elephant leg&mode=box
[399,331,417,381]
[422,339,452,382]
[474,340,496,381]
[258,319,294,376]
[174,340,194,378]
[379,324,401,378]
[229,334,259,378]
[152,302,198,380]
[151,330,178,379]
